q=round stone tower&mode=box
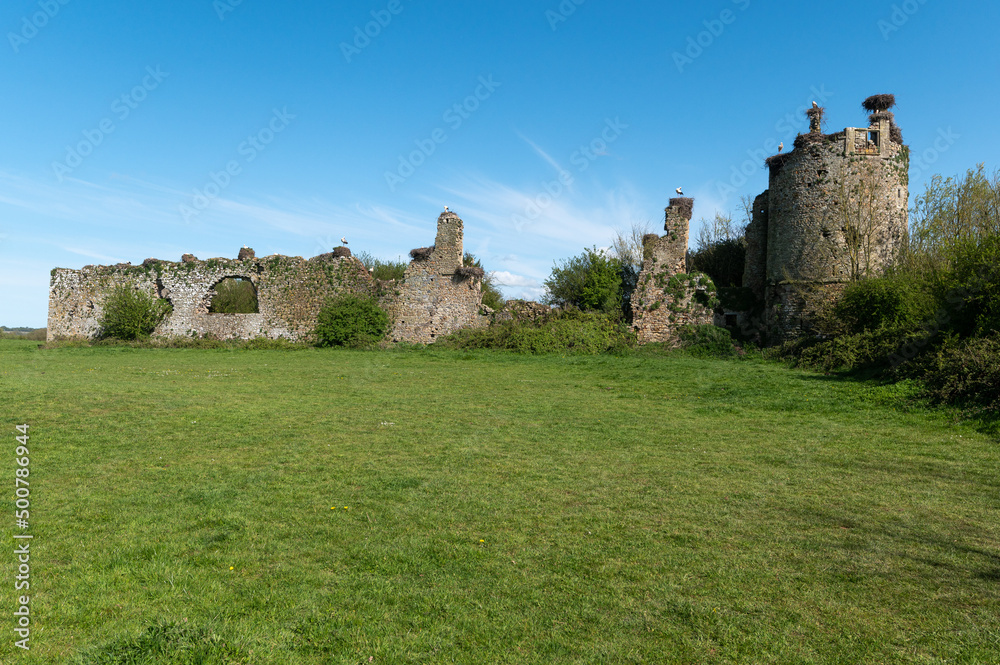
[758,95,909,338]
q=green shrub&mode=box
[677,324,739,358]
[208,278,258,314]
[314,294,389,348]
[916,334,1000,414]
[356,251,407,282]
[436,310,635,355]
[98,286,172,340]
[834,275,935,334]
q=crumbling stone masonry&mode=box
[389,211,488,344]
[48,250,376,342]
[744,97,909,340]
[630,197,718,344]
[48,210,486,344]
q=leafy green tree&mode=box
[98,286,172,340]
[689,211,747,288]
[543,247,623,314]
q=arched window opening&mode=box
[208,277,259,314]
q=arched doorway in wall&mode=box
[208,277,259,314]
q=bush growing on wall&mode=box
[314,294,389,348]
[98,286,172,340]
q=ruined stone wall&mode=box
[631,271,717,345]
[389,211,487,344]
[48,252,376,342]
[48,210,491,345]
[742,191,769,302]
[630,198,717,344]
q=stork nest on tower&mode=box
[668,197,694,220]
[332,247,352,258]
[765,152,793,172]
[890,123,904,144]
[806,106,825,121]
[862,94,896,113]
[454,266,485,279]
[869,110,895,125]
[409,246,435,260]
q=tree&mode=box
[610,221,654,321]
[543,247,623,314]
[689,211,747,288]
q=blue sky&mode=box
[2,0,998,327]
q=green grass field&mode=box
[1,339,998,664]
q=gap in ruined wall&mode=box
[207,277,259,314]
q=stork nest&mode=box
[869,110,895,125]
[454,266,485,279]
[806,106,825,119]
[862,94,896,112]
[668,197,694,220]
[409,246,434,260]
[793,132,828,149]
[890,123,904,145]
[765,152,793,172]
[332,247,352,258]
[642,233,660,246]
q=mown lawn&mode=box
[0,339,998,664]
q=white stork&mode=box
[340,237,348,246]
[777,142,784,154]
[675,187,683,195]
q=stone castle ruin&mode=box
[630,197,717,344]
[48,94,909,346]
[743,94,909,339]
[47,211,488,344]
